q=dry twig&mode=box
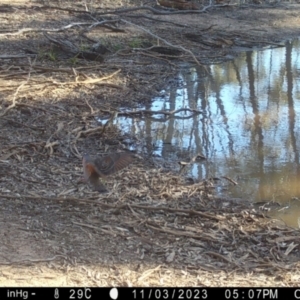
[0,58,35,117]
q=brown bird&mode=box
[82,152,134,192]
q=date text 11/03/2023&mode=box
[132,288,278,300]
[132,288,285,300]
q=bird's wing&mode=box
[93,152,134,176]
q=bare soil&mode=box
[1,0,300,287]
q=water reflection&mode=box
[116,39,300,227]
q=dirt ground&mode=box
[1,0,300,287]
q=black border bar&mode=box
[1,287,299,300]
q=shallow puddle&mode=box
[116,39,300,228]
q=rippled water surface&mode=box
[116,39,300,227]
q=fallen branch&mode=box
[95,107,202,121]
[29,69,122,87]
[222,176,238,185]
[31,5,88,14]
[0,194,224,221]
[0,22,91,36]
[96,5,223,16]
[126,14,189,27]
[0,20,121,37]
[118,107,202,117]
[121,19,206,69]
[43,32,104,62]
[29,4,230,16]
[26,4,233,16]
[134,51,179,67]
